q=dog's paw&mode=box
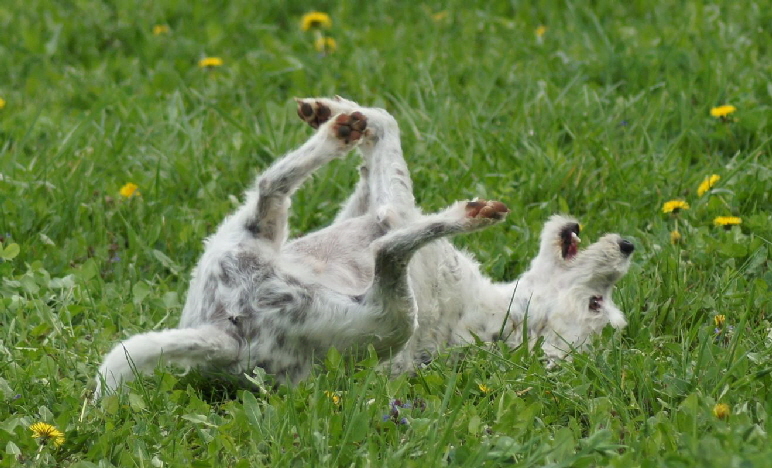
[464,199,509,220]
[296,99,331,129]
[295,97,360,129]
[330,112,368,145]
[440,199,509,233]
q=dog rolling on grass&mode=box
[95,97,634,397]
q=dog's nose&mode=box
[618,239,635,255]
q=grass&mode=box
[1,0,771,466]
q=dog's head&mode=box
[568,233,634,288]
[530,219,634,360]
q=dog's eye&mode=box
[589,296,602,311]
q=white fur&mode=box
[95,98,633,397]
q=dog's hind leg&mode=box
[358,108,418,227]
[241,110,367,248]
[295,97,416,225]
[333,163,372,222]
[296,97,373,222]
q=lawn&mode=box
[1,0,771,466]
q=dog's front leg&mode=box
[361,199,511,353]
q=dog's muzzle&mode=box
[618,239,635,255]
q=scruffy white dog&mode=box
[95,98,634,397]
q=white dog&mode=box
[95,98,633,397]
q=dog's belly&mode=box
[282,253,374,296]
[282,216,386,296]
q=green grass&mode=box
[1,0,771,466]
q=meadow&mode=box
[1,0,771,466]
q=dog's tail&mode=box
[94,325,240,399]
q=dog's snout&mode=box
[618,239,635,255]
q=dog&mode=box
[95,97,633,397]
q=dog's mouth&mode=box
[560,223,581,260]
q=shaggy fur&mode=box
[95,97,634,397]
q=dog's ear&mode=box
[535,215,580,264]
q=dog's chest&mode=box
[407,242,474,342]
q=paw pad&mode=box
[333,112,367,144]
[465,199,509,220]
[296,100,332,129]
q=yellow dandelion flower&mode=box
[314,37,337,54]
[714,315,726,327]
[670,230,682,244]
[478,384,492,394]
[697,174,720,197]
[662,200,690,214]
[0,97,5,109]
[324,390,341,405]
[324,390,340,406]
[301,11,332,31]
[152,24,170,35]
[30,422,65,447]
[431,11,449,22]
[198,57,223,68]
[119,182,140,198]
[713,216,742,228]
[710,105,736,118]
[536,25,547,37]
[712,403,730,419]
